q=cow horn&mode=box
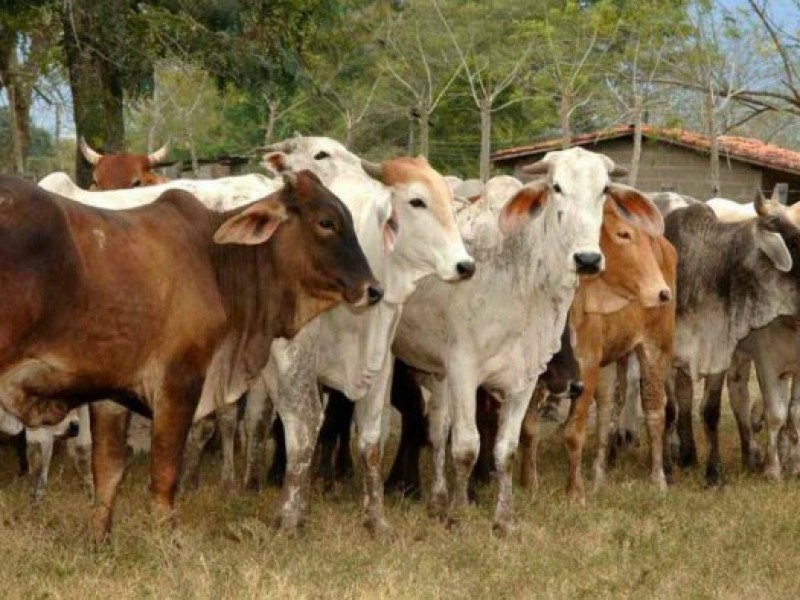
[79,137,102,165]
[754,188,779,217]
[361,159,384,181]
[147,141,170,165]
[520,160,549,175]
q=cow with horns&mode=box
[78,137,171,190]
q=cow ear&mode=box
[382,206,399,255]
[582,277,632,314]
[755,229,792,272]
[214,198,288,245]
[499,181,548,235]
[262,152,288,175]
[607,183,664,237]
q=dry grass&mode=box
[2,415,800,600]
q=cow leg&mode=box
[727,354,762,471]
[354,359,394,538]
[492,385,536,536]
[520,388,545,489]
[674,367,697,467]
[216,401,239,490]
[68,405,94,498]
[426,377,451,517]
[317,390,354,494]
[617,355,643,449]
[243,384,271,491]
[149,375,203,528]
[275,404,320,532]
[592,365,617,492]
[754,356,789,481]
[180,414,215,490]
[88,401,131,544]
[470,390,497,501]
[637,344,668,491]
[385,360,427,500]
[701,372,725,486]
[14,430,28,477]
[781,378,800,477]
[30,432,55,502]
[446,365,480,516]
[563,357,599,502]
[663,372,677,484]
[267,417,287,487]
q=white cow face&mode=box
[362,157,476,286]
[261,136,362,182]
[502,147,662,276]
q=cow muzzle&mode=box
[455,260,476,280]
[349,281,384,308]
[573,251,604,275]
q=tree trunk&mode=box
[6,84,25,174]
[264,100,279,146]
[62,3,126,189]
[705,89,720,196]
[479,96,492,182]
[418,100,430,158]
[629,95,644,187]
[559,91,573,150]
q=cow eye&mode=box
[603,185,610,194]
[132,180,141,188]
[314,151,330,160]
[318,219,336,231]
[553,183,562,194]
[409,198,427,208]
[616,230,632,240]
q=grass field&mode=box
[2,414,800,600]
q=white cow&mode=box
[392,148,663,533]
[225,136,474,534]
[0,405,84,500]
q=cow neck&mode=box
[383,252,431,306]
[501,207,578,298]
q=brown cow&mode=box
[0,171,378,542]
[79,137,170,190]
[558,200,676,501]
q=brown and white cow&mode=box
[559,200,676,501]
[0,172,377,542]
[79,137,170,190]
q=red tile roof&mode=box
[492,125,800,174]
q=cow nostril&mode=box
[456,260,476,279]
[574,252,603,274]
[659,289,672,303]
[569,380,585,399]
[367,284,384,305]
[67,422,80,438]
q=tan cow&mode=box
[0,172,378,542]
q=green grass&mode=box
[2,417,800,599]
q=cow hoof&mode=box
[704,463,723,487]
[651,472,668,492]
[365,517,396,541]
[492,518,518,538]
[679,449,698,468]
[764,465,782,482]
[273,510,303,534]
[88,511,112,547]
[428,491,448,518]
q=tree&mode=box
[433,0,538,181]
[380,1,461,157]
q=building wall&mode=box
[506,138,764,203]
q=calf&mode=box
[0,172,376,542]
[392,148,662,533]
[666,193,800,485]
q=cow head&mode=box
[80,137,170,190]
[214,170,381,310]
[261,136,362,182]
[500,148,662,276]
[583,201,673,313]
[753,189,798,273]
[361,156,475,284]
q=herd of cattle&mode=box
[1,134,799,543]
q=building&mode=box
[491,125,800,204]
